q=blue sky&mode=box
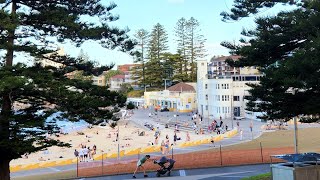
[53,0,292,68]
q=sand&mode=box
[10,120,211,166]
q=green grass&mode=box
[241,172,271,180]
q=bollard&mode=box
[219,145,222,166]
[76,157,79,177]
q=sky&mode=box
[22,0,293,68]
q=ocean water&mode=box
[46,112,90,134]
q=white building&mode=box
[197,56,263,121]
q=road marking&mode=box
[46,167,61,172]
[179,169,186,176]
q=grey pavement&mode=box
[80,164,271,180]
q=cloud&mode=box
[167,0,185,4]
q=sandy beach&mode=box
[10,119,211,166]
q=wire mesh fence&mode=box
[76,142,294,178]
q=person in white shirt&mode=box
[79,148,84,162]
[83,146,88,162]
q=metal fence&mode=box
[76,143,294,178]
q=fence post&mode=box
[101,152,104,175]
[220,145,222,166]
[260,142,264,163]
[76,157,79,177]
[172,147,174,159]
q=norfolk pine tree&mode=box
[132,29,149,88]
[186,17,207,82]
[145,23,169,87]
[174,18,189,79]
[221,0,320,121]
[0,1,134,179]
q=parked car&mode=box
[160,107,169,112]
[233,116,245,120]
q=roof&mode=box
[210,55,241,62]
[110,74,125,79]
[167,82,195,92]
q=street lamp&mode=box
[207,94,210,130]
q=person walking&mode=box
[133,155,151,178]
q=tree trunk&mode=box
[6,1,17,66]
[0,159,10,180]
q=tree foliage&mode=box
[221,0,320,121]
[174,17,206,82]
[132,29,149,88]
[145,23,169,87]
[0,1,133,179]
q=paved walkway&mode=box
[83,164,270,180]
[129,108,265,148]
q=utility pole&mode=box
[163,79,169,90]
[207,94,210,130]
[294,117,299,153]
[230,87,234,129]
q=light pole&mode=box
[207,95,209,130]
[230,88,234,129]
[293,116,298,154]
[117,124,120,160]
[163,79,169,90]
[291,90,298,154]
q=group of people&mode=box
[74,144,97,162]
[132,155,176,178]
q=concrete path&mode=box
[82,164,270,180]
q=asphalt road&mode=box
[79,164,270,180]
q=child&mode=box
[133,155,151,178]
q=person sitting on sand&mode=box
[107,133,111,138]
[92,145,97,155]
[38,157,46,161]
[186,132,190,141]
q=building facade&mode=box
[109,74,125,91]
[197,56,263,121]
[144,83,197,113]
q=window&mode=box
[205,84,208,89]
[234,96,240,101]
[206,105,208,110]
[217,84,220,89]
[217,95,220,101]
[226,84,229,89]
[226,95,229,101]
[205,94,208,100]
[222,95,225,101]
[221,84,225,89]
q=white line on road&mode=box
[46,167,61,172]
[179,169,186,176]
